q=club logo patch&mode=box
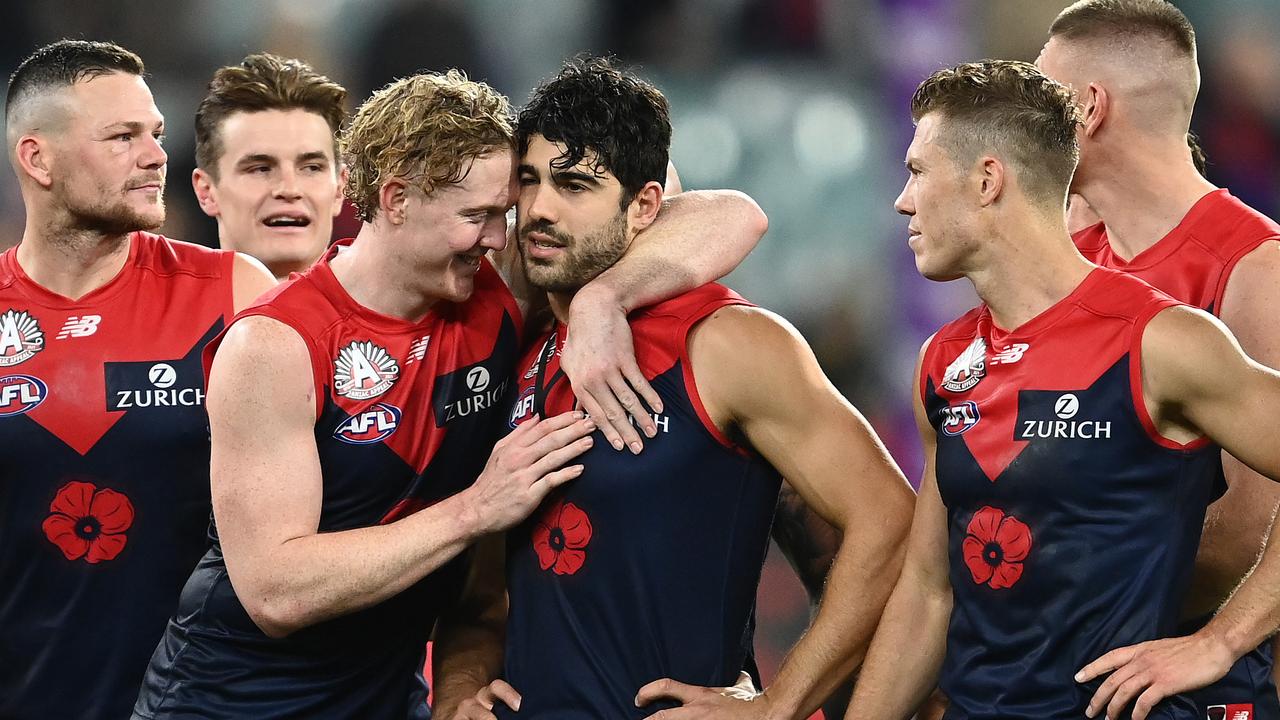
[940,401,980,436]
[333,403,402,445]
[334,340,399,400]
[0,374,47,416]
[1206,705,1253,720]
[942,337,987,393]
[0,309,44,366]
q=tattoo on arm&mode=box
[770,481,843,604]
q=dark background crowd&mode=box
[2,0,1276,696]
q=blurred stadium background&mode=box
[3,0,1277,695]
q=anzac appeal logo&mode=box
[0,309,44,366]
[942,337,987,393]
[334,340,399,400]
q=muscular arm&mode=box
[210,317,594,637]
[637,307,915,719]
[1078,304,1280,719]
[844,342,952,720]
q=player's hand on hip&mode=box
[635,676,775,719]
[1076,631,1235,720]
[463,411,593,533]
[451,679,522,720]
[563,290,663,456]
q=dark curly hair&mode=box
[517,55,671,209]
[911,60,1081,204]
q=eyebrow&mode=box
[550,170,603,187]
[103,120,164,134]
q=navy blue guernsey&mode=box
[133,247,521,719]
[499,283,782,719]
[922,268,1221,720]
[0,233,234,720]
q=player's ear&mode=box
[1080,82,1108,139]
[976,156,1004,207]
[192,168,220,218]
[627,181,664,234]
[332,163,349,217]
[15,135,53,188]
[379,178,410,226]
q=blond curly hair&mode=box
[342,70,514,221]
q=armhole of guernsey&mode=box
[1211,236,1277,318]
[677,297,753,457]
[220,250,237,318]
[919,334,941,408]
[1127,300,1212,451]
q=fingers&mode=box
[581,377,643,455]
[530,464,586,495]
[1130,686,1163,720]
[635,678,703,707]
[622,361,663,415]
[1076,645,1134,683]
[486,680,522,713]
[525,417,595,460]
[454,699,497,720]
[528,437,594,478]
[1085,659,1138,719]
[607,372,657,440]
[576,392,626,453]
[1104,670,1150,720]
[517,411,586,446]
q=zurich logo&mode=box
[333,403,402,445]
[0,374,47,416]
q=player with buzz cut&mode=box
[132,64,768,718]
[191,52,348,282]
[433,55,914,720]
[0,39,277,720]
[1033,2,1280,717]
[846,59,1280,720]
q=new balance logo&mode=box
[406,335,430,364]
[990,343,1028,365]
[56,315,101,339]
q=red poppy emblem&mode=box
[961,506,1032,589]
[532,501,592,575]
[41,481,135,563]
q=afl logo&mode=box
[942,337,987,393]
[509,386,536,429]
[333,403,402,444]
[0,374,47,416]
[940,401,980,436]
[467,366,491,393]
[334,340,399,400]
[0,310,44,367]
[1055,393,1079,419]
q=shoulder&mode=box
[134,232,231,278]
[230,253,277,312]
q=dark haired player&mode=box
[847,60,1280,720]
[434,56,915,720]
[134,65,768,718]
[191,53,348,281]
[0,39,276,720]
[1035,2,1280,715]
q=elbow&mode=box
[727,190,769,244]
[241,589,308,639]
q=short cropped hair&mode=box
[195,53,347,179]
[6,40,144,124]
[517,55,670,209]
[911,60,1081,204]
[342,70,513,222]
[1050,0,1195,56]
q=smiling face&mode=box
[515,134,632,294]
[402,150,516,304]
[50,72,168,234]
[894,114,979,282]
[195,108,344,278]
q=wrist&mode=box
[573,278,630,316]
[1200,619,1248,664]
[758,688,801,720]
[446,491,490,541]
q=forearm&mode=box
[762,531,905,720]
[1203,509,1280,658]
[231,493,484,636]
[581,190,765,313]
[432,612,506,718]
[845,575,952,720]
